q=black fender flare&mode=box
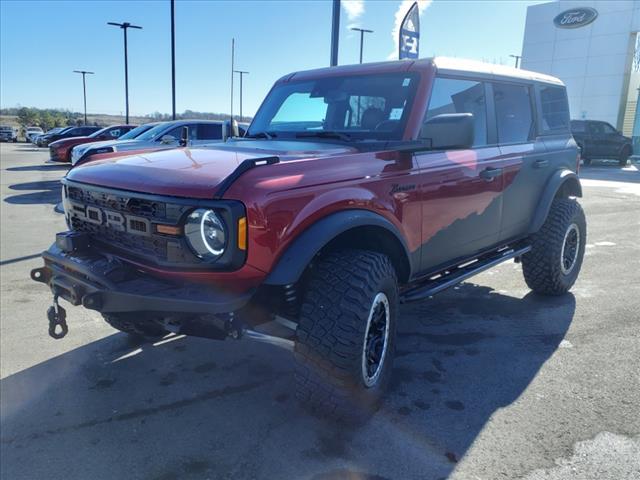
[529,169,582,234]
[264,209,412,286]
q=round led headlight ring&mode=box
[184,209,227,261]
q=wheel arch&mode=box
[529,169,582,234]
[264,210,413,286]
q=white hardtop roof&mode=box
[429,57,564,86]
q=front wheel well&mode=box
[554,176,582,199]
[318,225,411,284]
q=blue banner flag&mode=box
[399,2,420,60]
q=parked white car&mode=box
[25,126,44,143]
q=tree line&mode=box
[1,107,253,131]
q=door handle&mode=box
[479,167,503,181]
[534,159,549,168]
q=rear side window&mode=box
[539,86,569,132]
[425,77,487,146]
[493,83,534,144]
[197,124,222,140]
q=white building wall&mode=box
[521,0,640,129]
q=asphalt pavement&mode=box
[1,142,638,480]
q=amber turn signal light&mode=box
[237,217,247,250]
[155,224,182,236]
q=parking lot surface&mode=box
[1,142,639,480]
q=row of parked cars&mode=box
[29,120,248,167]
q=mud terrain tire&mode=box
[294,250,398,421]
[522,198,586,295]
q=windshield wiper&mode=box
[246,131,276,139]
[296,131,352,141]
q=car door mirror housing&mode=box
[222,120,239,142]
[160,135,176,144]
[419,113,474,150]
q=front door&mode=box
[414,76,505,273]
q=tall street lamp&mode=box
[170,0,176,120]
[350,27,373,64]
[509,54,522,68]
[234,70,249,122]
[107,21,143,123]
[73,70,94,125]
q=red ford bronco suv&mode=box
[31,58,585,419]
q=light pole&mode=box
[350,27,373,64]
[509,54,522,68]
[230,38,235,123]
[107,21,142,123]
[73,70,94,125]
[330,0,340,66]
[234,70,249,122]
[170,0,176,120]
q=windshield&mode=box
[134,123,172,141]
[248,72,419,141]
[118,124,155,140]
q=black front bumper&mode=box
[31,237,252,315]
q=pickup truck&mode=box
[32,58,585,420]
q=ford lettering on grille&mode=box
[68,200,151,236]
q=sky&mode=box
[0,0,549,118]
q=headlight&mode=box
[184,209,227,261]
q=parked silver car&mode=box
[70,120,230,166]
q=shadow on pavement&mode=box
[6,164,69,172]
[0,284,575,480]
[4,180,62,205]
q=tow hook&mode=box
[47,294,68,339]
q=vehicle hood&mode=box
[76,139,136,153]
[66,139,358,198]
[49,136,90,147]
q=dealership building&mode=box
[521,0,640,148]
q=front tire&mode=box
[102,313,168,341]
[294,250,398,421]
[522,198,586,295]
[619,145,631,167]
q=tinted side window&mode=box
[540,86,569,132]
[425,77,487,146]
[197,124,222,140]
[602,123,616,134]
[108,128,121,137]
[493,83,534,144]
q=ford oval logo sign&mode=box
[554,7,598,29]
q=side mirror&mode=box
[160,135,176,144]
[222,119,240,142]
[179,126,189,147]
[420,113,474,150]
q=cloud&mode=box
[342,0,365,28]
[388,0,432,60]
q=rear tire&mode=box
[619,145,631,167]
[102,313,168,341]
[294,250,398,422]
[522,198,586,295]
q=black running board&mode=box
[400,244,531,303]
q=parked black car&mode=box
[571,120,633,166]
[37,126,101,148]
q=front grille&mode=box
[66,184,192,264]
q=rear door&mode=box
[496,81,554,242]
[414,76,506,272]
